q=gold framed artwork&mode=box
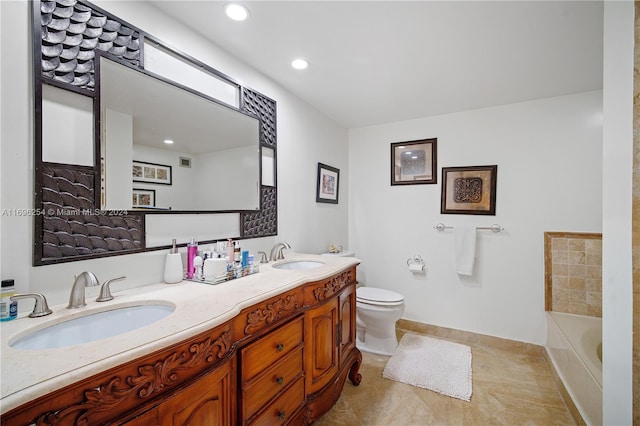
[441,165,497,215]
[391,138,437,185]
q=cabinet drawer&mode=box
[242,346,304,420]
[242,316,303,381]
[249,376,305,426]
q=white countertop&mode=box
[0,253,359,413]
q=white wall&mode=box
[349,91,603,345]
[0,0,349,309]
[602,1,633,424]
[194,145,260,211]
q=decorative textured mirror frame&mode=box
[32,0,277,266]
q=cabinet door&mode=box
[304,298,339,395]
[158,358,235,426]
[339,284,356,360]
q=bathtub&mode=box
[545,311,602,426]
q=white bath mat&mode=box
[382,333,472,402]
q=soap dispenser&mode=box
[164,239,184,284]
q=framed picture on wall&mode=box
[391,138,437,185]
[132,188,156,208]
[441,165,497,215]
[316,163,340,204]
[132,160,172,185]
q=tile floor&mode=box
[315,323,575,426]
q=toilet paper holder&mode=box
[407,255,426,272]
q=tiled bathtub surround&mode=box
[544,232,602,317]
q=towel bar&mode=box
[434,223,503,233]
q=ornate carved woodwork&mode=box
[305,268,355,303]
[242,292,301,336]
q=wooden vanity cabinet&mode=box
[302,271,362,421]
[1,266,361,426]
[304,298,340,395]
[338,284,357,362]
[239,316,305,424]
[122,357,236,426]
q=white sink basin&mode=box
[10,303,175,350]
[273,260,324,270]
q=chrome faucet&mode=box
[269,242,292,262]
[11,293,53,317]
[67,272,99,309]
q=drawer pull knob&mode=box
[276,376,284,385]
[277,410,286,420]
[276,343,285,352]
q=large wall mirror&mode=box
[32,0,277,265]
[100,57,261,212]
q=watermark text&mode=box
[2,208,129,217]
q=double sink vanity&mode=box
[1,253,362,425]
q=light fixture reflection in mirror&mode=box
[99,57,261,212]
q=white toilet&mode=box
[355,287,405,356]
[320,250,405,356]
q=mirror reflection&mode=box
[100,57,260,212]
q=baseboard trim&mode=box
[396,319,545,357]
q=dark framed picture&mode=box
[132,188,156,208]
[316,163,340,204]
[132,160,172,185]
[441,165,497,215]
[391,138,437,185]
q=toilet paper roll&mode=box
[409,263,425,273]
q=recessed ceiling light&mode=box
[291,58,308,70]
[225,3,249,21]
[164,139,174,145]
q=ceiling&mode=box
[149,1,604,129]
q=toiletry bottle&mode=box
[226,239,234,265]
[164,239,184,284]
[193,256,204,280]
[0,279,18,321]
[186,238,198,279]
[234,241,241,264]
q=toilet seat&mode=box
[356,287,404,306]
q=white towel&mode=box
[454,226,476,276]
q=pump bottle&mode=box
[164,239,183,284]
